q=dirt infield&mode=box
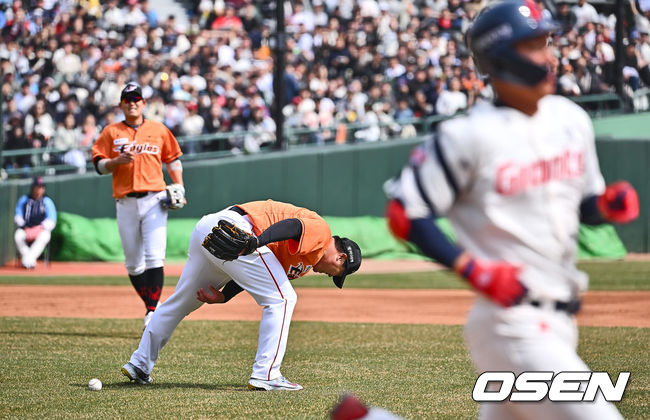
[0,260,648,327]
[0,259,443,277]
[0,285,647,327]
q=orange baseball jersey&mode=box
[92,120,182,198]
[237,200,332,280]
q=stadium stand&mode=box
[1,0,649,178]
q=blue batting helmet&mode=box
[466,0,559,86]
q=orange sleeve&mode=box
[160,125,182,163]
[288,217,331,256]
[92,126,114,161]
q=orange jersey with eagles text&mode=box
[237,200,332,280]
[92,120,182,198]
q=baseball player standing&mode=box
[92,83,186,329]
[121,200,362,391]
[384,1,638,419]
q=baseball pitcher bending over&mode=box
[121,200,362,391]
[92,83,186,329]
[385,1,637,419]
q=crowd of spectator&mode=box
[2,0,650,175]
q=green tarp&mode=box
[50,212,627,263]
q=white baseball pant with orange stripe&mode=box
[128,207,297,381]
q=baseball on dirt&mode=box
[88,378,102,391]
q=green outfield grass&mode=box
[1,260,650,290]
[0,317,647,419]
[1,261,648,418]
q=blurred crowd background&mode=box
[2,0,650,174]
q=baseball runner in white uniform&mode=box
[384,1,639,419]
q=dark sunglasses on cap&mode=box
[121,95,143,104]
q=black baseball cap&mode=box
[333,236,362,288]
[32,176,45,187]
[120,83,143,101]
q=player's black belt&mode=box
[126,192,148,198]
[229,206,247,216]
[527,298,582,314]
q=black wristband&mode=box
[579,195,605,226]
[221,280,244,302]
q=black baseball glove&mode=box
[202,220,259,261]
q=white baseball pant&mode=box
[14,228,51,266]
[464,298,623,420]
[129,207,297,381]
[116,191,168,275]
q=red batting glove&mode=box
[456,258,527,307]
[331,394,369,420]
[386,199,411,240]
[597,181,640,224]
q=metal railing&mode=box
[2,145,94,176]
[283,114,450,146]
[570,93,625,117]
[2,115,453,179]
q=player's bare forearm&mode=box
[168,169,183,186]
[196,285,226,304]
[165,161,186,206]
[196,281,243,304]
[103,159,119,172]
[103,151,135,172]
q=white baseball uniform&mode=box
[386,95,623,419]
[116,191,168,274]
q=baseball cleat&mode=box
[143,302,160,330]
[143,310,154,330]
[121,362,153,384]
[247,376,303,391]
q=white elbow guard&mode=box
[14,215,25,228]
[167,159,182,172]
[97,159,110,174]
[42,219,56,231]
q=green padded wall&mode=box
[2,134,650,265]
[0,182,17,264]
[594,140,649,252]
[592,113,650,139]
